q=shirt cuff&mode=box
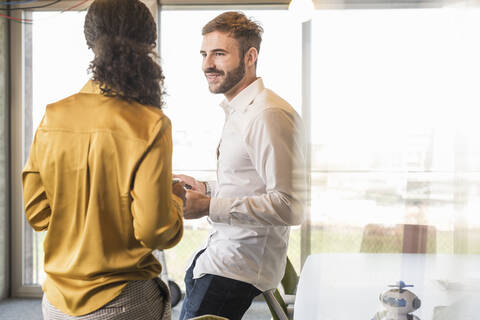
[209,197,235,224]
[203,181,211,197]
[204,180,217,197]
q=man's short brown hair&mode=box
[202,11,264,58]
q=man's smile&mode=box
[205,72,223,83]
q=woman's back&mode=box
[23,81,183,315]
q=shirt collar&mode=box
[80,80,103,95]
[220,78,264,113]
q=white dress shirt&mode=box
[191,78,306,291]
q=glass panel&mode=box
[311,8,480,254]
[24,11,91,286]
[160,9,303,286]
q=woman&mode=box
[21,0,184,319]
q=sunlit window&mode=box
[311,8,480,254]
[23,11,91,286]
[20,5,480,291]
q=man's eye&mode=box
[215,52,225,56]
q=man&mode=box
[177,11,306,320]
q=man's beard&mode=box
[206,59,245,94]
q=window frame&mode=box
[10,10,39,298]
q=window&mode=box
[12,5,303,294]
[11,0,480,299]
[310,8,480,254]
[11,10,92,294]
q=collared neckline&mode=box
[220,78,264,113]
[80,80,103,95]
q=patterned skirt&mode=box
[42,278,171,320]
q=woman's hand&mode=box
[173,174,206,195]
[172,179,186,205]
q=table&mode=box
[294,253,480,320]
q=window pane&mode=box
[311,8,480,254]
[160,9,303,285]
[24,11,91,286]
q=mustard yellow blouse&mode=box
[22,81,183,316]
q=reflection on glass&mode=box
[311,9,480,254]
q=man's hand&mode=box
[173,174,206,194]
[184,190,210,219]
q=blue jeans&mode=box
[179,251,261,320]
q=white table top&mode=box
[294,253,480,320]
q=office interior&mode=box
[2,0,480,319]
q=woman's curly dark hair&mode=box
[84,0,164,108]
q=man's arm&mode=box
[186,108,306,226]
[130,119,184,249]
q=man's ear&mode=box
[245,47,258,67]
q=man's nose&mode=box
[203,54,215,71]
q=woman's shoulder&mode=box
[42,93,170,142]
